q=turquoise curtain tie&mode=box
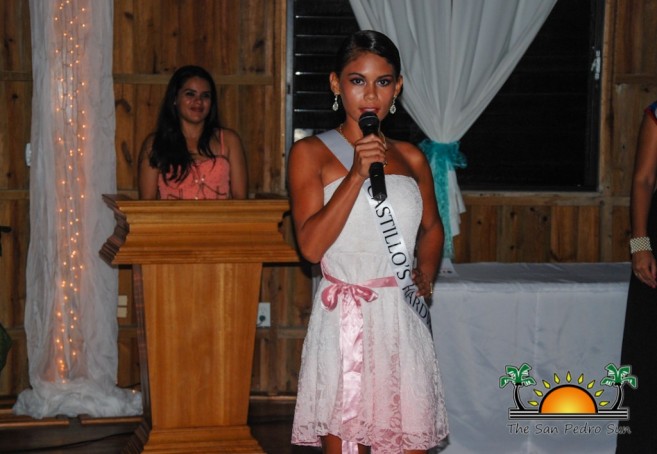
[418,139,467,259]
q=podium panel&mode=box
[101,196,299,453]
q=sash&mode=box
[317,130,433,334]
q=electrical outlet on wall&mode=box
[117,295,128,318]
[257,302,270,328]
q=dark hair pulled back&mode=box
[334,30,401,78]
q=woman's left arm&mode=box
[138,134,160,200]
[223,128,248,199]
[404,143,444,297]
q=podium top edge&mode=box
[103,194,289,204]
[102,194,291,211]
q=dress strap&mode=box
[317,129,353,170]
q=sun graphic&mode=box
[540,385,596,413]
[528,371,609,414]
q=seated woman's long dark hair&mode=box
[150,65,222,183]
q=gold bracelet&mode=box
[630,236,652,254]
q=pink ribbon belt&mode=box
[321,266,397,430]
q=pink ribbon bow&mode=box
[320,265,397,437]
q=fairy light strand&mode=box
[52,0,88,382]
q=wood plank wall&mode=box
[0,0,32,399]
[1,0,655,398]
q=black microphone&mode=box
[358,112,387,201]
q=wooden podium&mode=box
[100,195,299,453]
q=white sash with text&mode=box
[363,182,433,335]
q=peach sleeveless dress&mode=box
[157,130,231,200]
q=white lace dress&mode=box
[291,175,449,452]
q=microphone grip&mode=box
[369,162,387,201]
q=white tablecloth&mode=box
[432,262,631,454]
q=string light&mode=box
[51,0,88,382]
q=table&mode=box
[432,262,631,454]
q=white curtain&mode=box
[13,0,141,418]
[349,0,557,258]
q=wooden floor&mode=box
[0,396,319,454]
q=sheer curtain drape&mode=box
[349,0,557,257]
[13,0,141,418]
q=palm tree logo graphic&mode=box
[499,363,536,411]
[499,363,637,420]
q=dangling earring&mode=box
[332,94,340,112]
[389,96,397,115]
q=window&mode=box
[288,0,603,191]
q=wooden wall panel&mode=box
[112,1,135,74]
[0,80,31,190]
[114,83,136,190]
[550,205,579,262]
[451,197,604,264]
[114,83,166,191]
[612,205,632,262]
[0,331,28,398]
[251,214,310,395]
[452,204,499,263]
[0,198,28,325]
[612,0,657,77]
[576,206,601,262]
[0,197,29,396]
[116,264,139,390]
[496,206,546,262]
[255,264,307,395]
[0,0,31,72]
[545,204,600,262]
[0,0,31,396]
[239,85,267,194]
[610,84,657,197]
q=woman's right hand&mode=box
[632,250,657,288]
[350,133,387,180]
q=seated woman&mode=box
[138,65,247,200]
